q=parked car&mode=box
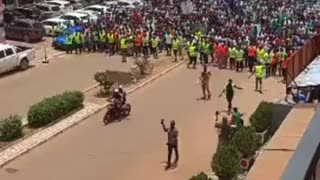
[3,9,26,24]
[52,25,83,49]
[75,10,99,22]
[101,1,118,11]
[14,6,44,21]
[83,5,110,14]
[5,19,46,42]
[35,3,62,19]
[0,44,35,74]
[45,0,73,14]
[42,18,68,36]
[59,12,90,24]
[67,0,88,10]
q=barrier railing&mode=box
[286,35,320,87]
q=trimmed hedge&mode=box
[190,172,212,180]
[232,126,258,158]
[211,144,241,180]
[249,101,273,133]
[27,91,84,128]
[0,115,23,141]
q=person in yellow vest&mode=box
[74,31,82,54]
[203,38,211,64]
[107,31,115,55]
[236,46,244,72]
[263,49,272,77]
[151,35,159,59]
[98,29,106,52]
[65,33,73,54]
[120,35,128,62]
[142,34,149,58]
[188,42,197,69]
[228,45,237,69]
[172,36,180,62]
[256,46,265,63]
[249,62,264,93]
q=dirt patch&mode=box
[85,56,181,105]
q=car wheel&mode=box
[23,35,30,43]
[19,58,29,71]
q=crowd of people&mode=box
[49,0,320,170]
[52,0,320,73]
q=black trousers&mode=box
[142,46,149,57]
[173,50,178,61]
[188,56,197,68]
[236,61,243,71]
[203,54,209,64]
[167,144,179,165]
[248,56,255,72]
[75,43,82,54]
[255,77,262,91]
[226,94,233,112]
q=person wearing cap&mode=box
[161,118,179,170]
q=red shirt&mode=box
[135,33,142,46]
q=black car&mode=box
[3,8,26,24]
[14,6,44,21]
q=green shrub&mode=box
[0,115,23,141]
[189,172,212,180]
[94,70,132,95]
[232,126,258,158]
[211,145,241,180]
[27,91,84,128]
[249,101,273,132]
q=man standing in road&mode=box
[249,62,264,93]
[219,79,242,114]
[161,119,179,170]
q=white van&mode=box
[41,18,67,35]
[45,0,73,13]
[75,10,99,22]
[59,12,90,24]
[83,5,110,14]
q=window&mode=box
[0,51,5,59]
[32,22,44,29]
[5,48,14,56]
[36,6,49,11]
[43,21,57,26]
[14,21,29,28]
[52,6,60,11]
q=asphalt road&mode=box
[0,53,134,118]
[0,64,284,180]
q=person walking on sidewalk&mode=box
[249,62,264,93]
[219,79,242,114]
[161,119,179,170]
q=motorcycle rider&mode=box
[118,85,127,106]
[112,89,123,113]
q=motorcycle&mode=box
[103,101,131,125]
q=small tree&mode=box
[212,145,241,180]
[94,71,114,96]
[189,172,212,180]
[232,126,258,158]
[249,101,273,132]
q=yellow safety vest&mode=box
[120,38,127,49]
[255,65,263,78]
[189,46,196,57]
[74,32,81,44]
[99,31,106,42]
[108,34,114,43]
[172,40,180,50]
[152,38,158,48]
[142,37,148,46]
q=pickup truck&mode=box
[0,44,35,74]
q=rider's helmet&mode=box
[114,88,119,93]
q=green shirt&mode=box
[234,112,241,127]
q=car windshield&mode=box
[52,6,60,11]
[85,7,102,13]
[36,6,49,11]
[81,15,89,21]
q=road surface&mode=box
[0,64,284,180]
[0,53,134,118]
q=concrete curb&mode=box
[0,60,185,167]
